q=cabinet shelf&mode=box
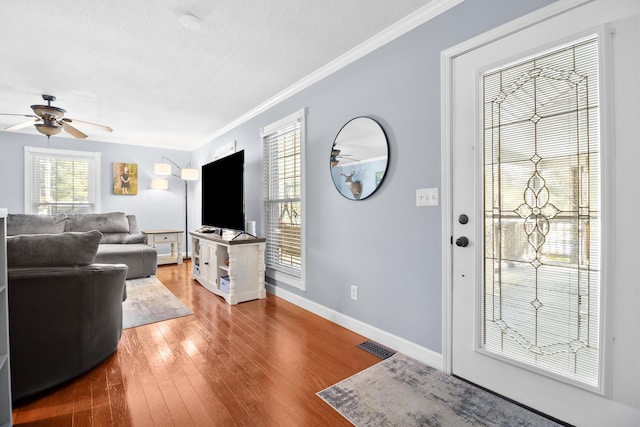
[0,209,12,426]
[190,231,266,305]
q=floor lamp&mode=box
[153,157,199,258]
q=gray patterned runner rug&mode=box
[122,276,193,329]
[317,353,563,426]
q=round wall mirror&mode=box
[330,117,389,200]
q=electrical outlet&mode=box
[350,285,358,301]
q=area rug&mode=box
[317,353,562,427]
[122,276,193,329]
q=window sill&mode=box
[266,268,305,291]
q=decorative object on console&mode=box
[113,162,138,195]
[330,117,389,201]
[246,220,256,237]
[153,157,199,258]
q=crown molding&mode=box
[199,0,464,147]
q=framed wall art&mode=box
[113,162,138,195]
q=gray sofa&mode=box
[6,230,128,402]
[7,212,157,279]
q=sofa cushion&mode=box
[96,243,157,279]
[7,230,103,268]
[100,232,146,244]
[7,214,67,236]
[127,214,141,234]
[64,212,130,233]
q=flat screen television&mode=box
[201,150,245,231]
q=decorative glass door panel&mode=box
[483,38,601,387]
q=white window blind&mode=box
[24,146,101,214]
[483,37,601,387]
[262,110,304,285]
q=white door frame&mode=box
[439,0,594,376]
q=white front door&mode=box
[449,1,640,425]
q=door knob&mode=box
[455,236,469,247]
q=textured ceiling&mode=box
[0,0,438,150]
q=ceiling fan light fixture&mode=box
[1,94,112,140]
[34,122,62,136]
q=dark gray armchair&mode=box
[8,264,127,402]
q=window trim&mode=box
[261,108,306,291]
[24,146,101,214]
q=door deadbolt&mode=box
[458,214,469,224]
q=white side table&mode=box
[142,230,184,265]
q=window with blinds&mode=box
[483,37,601,387]
[261,110,304,286]
[24,146,101,214]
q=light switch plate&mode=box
[416,188,439,206]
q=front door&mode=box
[449,2,639,424]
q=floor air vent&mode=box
[357,341,396,359]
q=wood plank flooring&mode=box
[11,262,380,426]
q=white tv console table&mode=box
[190,231,266,305]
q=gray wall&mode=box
[191,0,557,352]
[0,132,192,244]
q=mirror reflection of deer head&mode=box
[340,171,362,200]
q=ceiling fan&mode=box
[0,94,113,140]
[330,146,358,167]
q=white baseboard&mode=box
[266,284,443,370]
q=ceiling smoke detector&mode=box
[180,13,201,30]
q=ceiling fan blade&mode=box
[61,121,88,139]
[62,117,113,133]
[0,113,38,118]
[5,118,39,131]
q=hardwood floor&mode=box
[11,262,380,426]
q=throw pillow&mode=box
[7,230,103,268]
[7,214,67,236]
